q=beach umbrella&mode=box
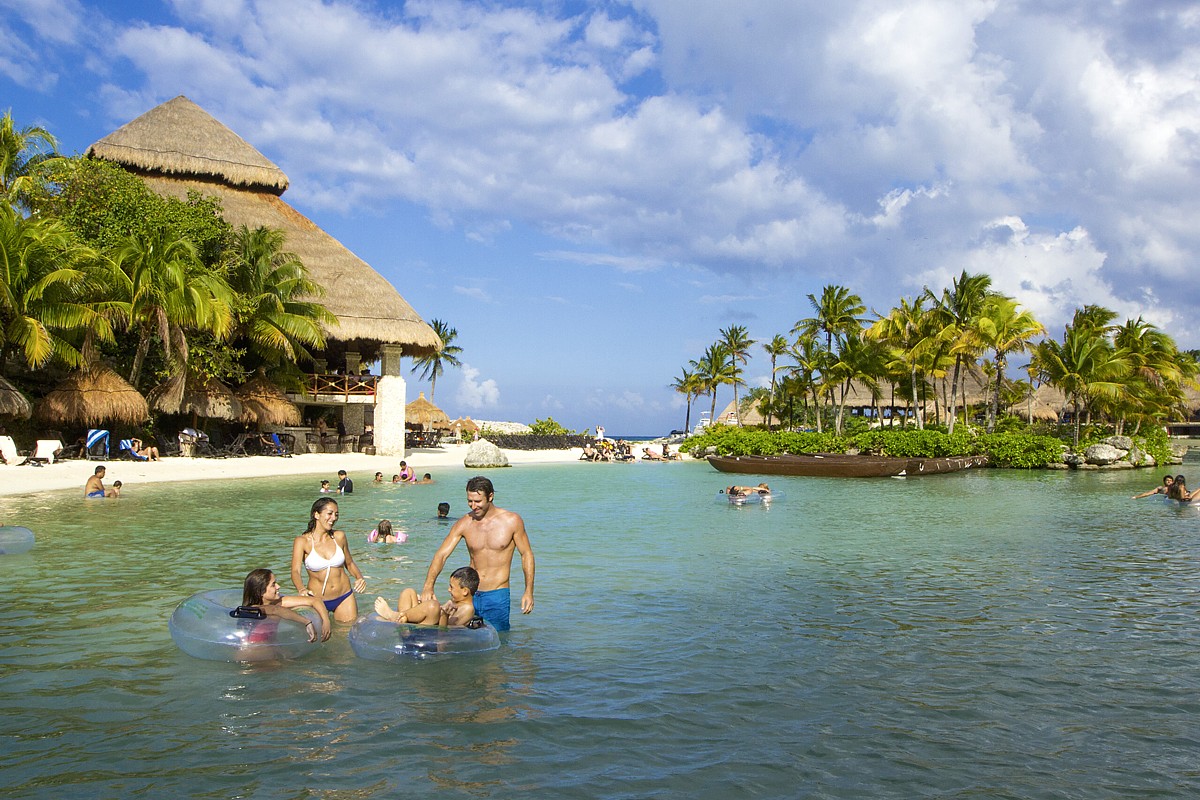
[236,375,301,427]
[0,376,32,420]
[406,391,451,431]
[36,366,149,427]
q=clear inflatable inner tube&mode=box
[0,526,35,555]
[350,613,500,661]
[716,490,781,505]
[169,589,320,662]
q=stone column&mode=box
[380,343,403,377]
[374,374,407,457]
[343,404,365,436]
[344,351,361,375]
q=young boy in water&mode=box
[374,566,478,626]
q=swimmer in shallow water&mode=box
[290,497,367,623]
[724,483,771,497]
[1133,474,1174,499]
[84,465,106,498]
[368,519,406,544]
[242,568,331,642]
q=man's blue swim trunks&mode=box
[473,588,510,631]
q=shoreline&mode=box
[1,444,587,498]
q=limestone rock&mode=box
[463,438,510,468]
[1084,443,1126,465]
[1104,435,1133,451]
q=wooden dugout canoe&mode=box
[707,453,988,478]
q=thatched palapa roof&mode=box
[36,367,149,427]
[406,392,452,431]
[237,375,301,427]
[89,95,288,194]
[88,96,441,356]
[0,375,32,420]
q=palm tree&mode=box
[793,284,865,352]
[115,228,233,389]
[0,202,111,371]
[761,333,791,429]
[0,111,58,205]
[787,332,828,433]
[927,270,992,434]
[670,366,704,434]
[693,343,735,421]
[975,295,1044,432]
[1111,317,1197,433]
[824,332,887,433]
[1033,320,1130,446]
[410,318,463,401]
[228,225,334,368]
[866,295,940,430]
[718,324,755,426]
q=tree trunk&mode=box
[129,333,152,388]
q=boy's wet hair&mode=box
[437,502,450,513]
[450,565,480,595]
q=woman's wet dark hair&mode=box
[306,497,339,534]
[243,568,273,606]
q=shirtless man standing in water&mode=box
[419,476,534,631]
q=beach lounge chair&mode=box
[0,435,28,466]
[157,434,180,457]
[85,429,110,460]
[262,432,292,457]
[118,439,150,461]
[178,428,219,457]
[218,433,252,457]
[33,439,65,464]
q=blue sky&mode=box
[2,0,1199,435]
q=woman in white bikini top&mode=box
[290,497,366,623]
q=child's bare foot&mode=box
[374,596,400,621]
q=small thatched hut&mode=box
[405,392,452,431]
[237,376,301,428]
[88,95,441,455]
[36,367,150,428]
[0,376,32,420]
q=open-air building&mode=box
[87,96,440,455]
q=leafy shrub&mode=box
[978,433,1063,468]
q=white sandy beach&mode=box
[2,444,586,498]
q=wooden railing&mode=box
[304,373,378,397]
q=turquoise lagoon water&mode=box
[1,461,1199,798]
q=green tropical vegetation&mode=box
[679,273,1198,467]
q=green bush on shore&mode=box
[681,426,1069,469]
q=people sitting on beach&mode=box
[642,447,664,461]
[724,483,771,497]
[129,437,160,461]
[581,443,598,461]
[368,519,407,544]
[437,502,450,519]
[373,472,384,484]
[1133,475,1174,499]
[241,568,331,643]
[319,479,331,493]
[374,566,479,627]
[84,465,106,498]
[337,470,353,494]
[106,480,123,497]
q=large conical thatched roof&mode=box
[237,375,301,427]
[0,376,32,420]
[406,392,451,430]
[36,367,149,427]
[88,95,288,193]
[88,97,441,356]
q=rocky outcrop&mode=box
[463,439,510,468]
